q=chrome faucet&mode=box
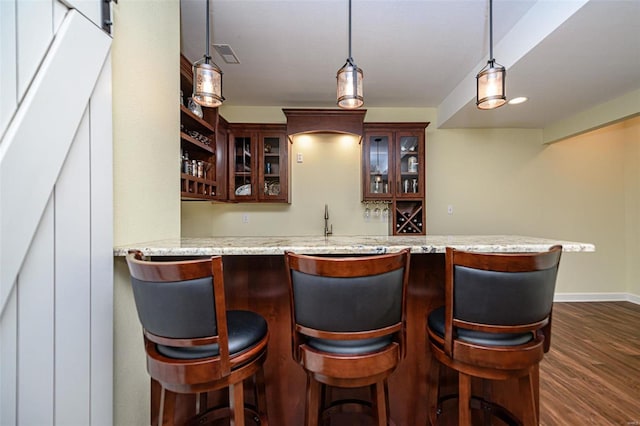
[324,204,333,237]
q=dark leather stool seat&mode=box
[428,306,533,346]
[157,311,268,359]
[285,249,411,426]
[126,251,269,426]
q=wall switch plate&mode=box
[297,152,303,163]
[447,205,453,215]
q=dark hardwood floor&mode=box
[196,301,640,425]
[539,302,640,425]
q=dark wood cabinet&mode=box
[363,122,429,234]
[179,54,226,201]
[228,124,289,203]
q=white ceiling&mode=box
[180,0,640,129]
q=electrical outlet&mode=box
[297,152,303,163]
[242,214,249,224]
[447,205,454,215]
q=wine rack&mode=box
[394,201,424,234]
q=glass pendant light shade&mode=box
[193,59,224,108]
[337,58,364,109]
[476,0,506,110]
[192,0,224,108]
[476,60,506,110]
[337,0,363,109]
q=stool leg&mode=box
[195,392,208,416]
[255,367,269,425]
[229,382,245,426]
[519,371,537,426]
[426,356,441,426]
[370,380,387,426]
[159,387,176,426]
[384,379,391,424]
[305,374,321,426]
[458,372,472,426]
[482,379,492,425]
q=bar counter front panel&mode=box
[115,236,594,425]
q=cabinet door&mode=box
[362,132,393,200]
[258,132,288,202]
[229,132,256,201]
[394,131,424,198]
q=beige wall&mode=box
[183,113,640,297]
[623,117,640,296]
[542,89,640,144]
[427,121,635,295]
[112,1,181,425]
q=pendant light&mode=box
[193,0,224,108]
[476,0,506,110]
[336,0,363,109]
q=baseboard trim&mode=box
[627,293,640,305]
[554,292,640,305]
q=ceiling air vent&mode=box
[213,44,240,64]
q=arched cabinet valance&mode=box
[283,109,367,140]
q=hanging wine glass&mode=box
[373,201,381,218]
[364,202,370,219]
[382,202,389,219]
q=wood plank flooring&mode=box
[539,302,640,425]
[182,302,640,425]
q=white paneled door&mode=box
[0,2,113,425]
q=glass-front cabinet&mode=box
[363,132,392,199]
[228,124,289,203]
[362,122,428,235]
[260,132,287,202]
[230,133,255,200]
[395,132,424,199]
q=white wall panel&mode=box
[16,0,53,99]
[53,0,69,33]
[64,0,101,29]
[89,54,114,426]
[0,0,17,135]
[17,195,55,425]
[1,9,111,312]
[54,108,91,425]
[0,6,113,426]
[0,286,17,426]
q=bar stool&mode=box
[426,245,562,425]
[126,251,269,426]
[284,249,411,426]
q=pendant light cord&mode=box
[205,0,211,62]
[488,0,494,62]
[348,0,352,61]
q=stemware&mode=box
[373,202,381,218]
[382,203,389,219]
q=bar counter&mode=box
[113,234,594,256]
[114,235,593,425]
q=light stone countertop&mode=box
[113,235,595,256]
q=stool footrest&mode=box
[436,393,521,426]
[320,398,397,426]
[185,403,264,426]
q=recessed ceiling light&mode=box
[508,97,528,105]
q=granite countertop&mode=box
[113,235,595,256]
